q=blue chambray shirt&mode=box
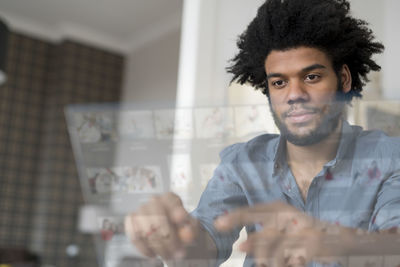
[191,121,400,267]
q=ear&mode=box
[340,64,352,93]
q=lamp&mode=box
[0,19,9,86]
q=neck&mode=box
[286,120,343,171]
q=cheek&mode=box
[312,90,337,107]
[269,100,281,115]
[269,94,282,109]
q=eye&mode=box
[271,79,287,89]
[305,74,321,82]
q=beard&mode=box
[269,88,346,146]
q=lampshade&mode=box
[0,19,9,86]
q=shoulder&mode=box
[353,128,400,172]
[219,133,279,163]
[355,128,400,155]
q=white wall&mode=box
[382,0,400,99]
[122,28,181,105]
[346,0,400,100]
[347,0,384,100]
[176,0,266,108]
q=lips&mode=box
[286,110,317,124]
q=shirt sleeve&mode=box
[369,140,400,231]
[191,144,248,266]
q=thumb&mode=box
[178,223,197,244]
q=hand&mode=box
[125,192,200,260]
[214,202,351,267]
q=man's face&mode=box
[264,47,351,146]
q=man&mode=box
[125,0,400,266]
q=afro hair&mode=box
[227,0,384,101]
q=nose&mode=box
[287,80,309,104]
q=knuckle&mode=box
[138,205,147,215]
[149,195,161,204]
[166,192,182,205]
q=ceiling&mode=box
[0,0,183,54]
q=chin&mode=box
[287,124,318,137]
[285,123,337,146]
[289,124,314,133]
[286,133,328,146]
[271,104,342,146]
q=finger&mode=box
[277,213,315,235]
[144,196,184,260]
[178,221,198,244]
[161,192,189,224]
[300,228,342,263]
[248,229,311,267]
[275,230,319,267]
[250,230,283,267]
[277,245,301,267]
[238,230,273,253]
[128,200,174,260]
[215,202,294,232]
[246,228,326,267]
[238,230,281,257]
[255,259,274,267]
[160,192,199,244]
[303,228,322,259]
[125,214,156,258]
[281,247,309,267]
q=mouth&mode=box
[285,110,317,124]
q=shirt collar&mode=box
[328,120,361,167]
[272,120,361,171]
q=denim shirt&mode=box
[191,121,400,267]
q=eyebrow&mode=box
[266,64,327,79]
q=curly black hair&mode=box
[227,0,384,101]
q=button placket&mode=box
[305,176,321,213]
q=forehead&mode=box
[264,47,333,74]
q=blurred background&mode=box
[0,0,399,267]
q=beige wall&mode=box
[122,29,181,105]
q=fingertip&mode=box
[179,225,195,244]
[171,207,188,223]
[214,216,231,232]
